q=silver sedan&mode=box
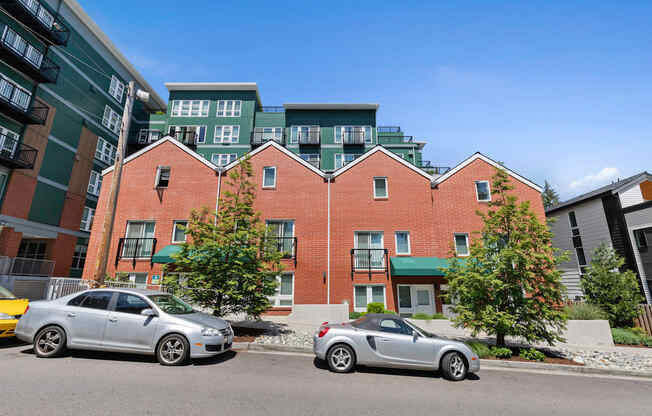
[313,313,479,381]
[15,288,233,366]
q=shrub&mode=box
[431,313,447,319]
[411,313,432,320]
[519,348,545,362]
[629,327,647,337]
[643,337,652,348]
[366,302,385,314]
[565,303,608,320]
[467,341,492,359]
[611,328,643,345]
[349,312,362,320]
[491,347,512,358]
[382,309,397,315]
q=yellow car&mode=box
[0,286,28,338]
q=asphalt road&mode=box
[1,339,651,416]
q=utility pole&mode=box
[92,81,147,285]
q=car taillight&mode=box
[24,305,29,314]
[318,327,330,338]
[321,321,328,326]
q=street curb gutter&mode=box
[232,342,652,379]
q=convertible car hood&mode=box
[174,312,228,329]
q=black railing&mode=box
[116,238,157,267]
[267,236,297,265]
[170,131,198,146]
[342,132,366,145]
[251,131,285,146]
[0,79,49,124]
[0,26,60,83]
[299,155,320,169]
[429,166,451,175]
[260,106,285,113]
[377,126,401,133]
[350,248,389,279]
[0,0,70,45]
[297,131,320,145]
[0,133,37,169]
[377,135,414,144]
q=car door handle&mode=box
[378,338,391,342]
[67,313,76,318]
[108,317,117,323]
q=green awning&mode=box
[390,257,452,277]
[151,245,182,264]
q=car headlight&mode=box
[201,327,221,337]
[0,312,14,320]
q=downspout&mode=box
[327,174,332,304]
[215,168,223,225]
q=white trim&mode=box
[164,82,261,105]
[435,153,543,193]
[213,125,240,143]
[394,231,411,255]
[262,166,277,189]
[222,141,325,178]
[284,103,379,110]
[211,153,237,166]
[475,180,491,202]
[171,220,188,244]
[216,100,242,117]
[102,136,218,175]
[373,177,388,199]
[332,145,433,181]
[47,134,77,153]
[170,100,210,117]
[0,214,89,238]
[269,272,295,307]
[155,166,170,188]
[37,176,68,191]
[454,233,470,257]
[627,223,652,304]
[353,284,387,312]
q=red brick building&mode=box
[82,137,544,315]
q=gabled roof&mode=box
[546,171,652,214]
[222,141,325,177]
[101,136,217,176]
[434,152,543,193]
[283,103,379,110]
[332,145,434,181]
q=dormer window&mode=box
[156,166,170,188]
[475,180,491,202]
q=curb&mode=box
[232,342,652,379]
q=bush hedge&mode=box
[519,348,545,362]
[565,303,608,320]
[411,313,447,320]
[612,327,652,346]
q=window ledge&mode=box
[374,197,389,201]
[262,187,276,190]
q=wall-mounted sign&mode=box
[151,275,161,285]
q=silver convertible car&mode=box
[313,314,479,381]
[15,288,233,366]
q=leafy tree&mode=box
[541,180,560,210]
[164,157,283,317]
[445,168,568,347]
[580,243,643,327]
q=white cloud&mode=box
[569,167,620,190]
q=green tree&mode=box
[541,180,560,210]
[165,157,283,317]
[445,168,568,347]
[580,243,643,327]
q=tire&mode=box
[441,351,468,381]
[326,344,356,373]
[34,326,67,358]
[156,334,190,366]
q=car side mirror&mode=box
[141,308,157,317]
[412,331,418,342]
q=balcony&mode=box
[266,236,297,265]
[350,248,389,279]
[0,78,48,124]
[0,133,38,169]
[0,256,55,276]
[377,126,401,133]
[377,135,415,145]
[297,131,320,145]
[299,154,320,169]
[115,238,157,267]
[170,130,198,146]
[251,129,284,146]
[342,132,366,146]
[418,163,451,176]
[0,25,60,83]
[0,0,70,45]
[259,106,285,113]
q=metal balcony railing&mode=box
[377,135,415,145]
[342,132,366,145]
[0,256,55,276]
[170,130,199,146]
[0,25,60,83]
[299,154,320,169]
[377,126,401,133]
[0,78,48,124]
[251,130,285,146]
[116,238,157,267]
[0,133,38,169]
[259,106,285,113]
[297,131,320,145]
[350,248,389,279]
[266,236,297,265]
[0,0,70,45]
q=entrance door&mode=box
[397,285,435,316]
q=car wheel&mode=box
[157,334,189,366]
[34,326,66,358]
[327,344,355,373]
[441,351,468,381]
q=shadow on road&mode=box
[313,357,480,381]
[0,338,28,349]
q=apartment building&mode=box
[0,0,165,278]
[131,83,440,174]
[82,136,544,315]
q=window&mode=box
[216,100,241,117]
[266,220,295,256]
[299,153,320,168]
[374,177,388,198]
[354,232,384,269]
[170,100,210,117]
[172,221,188,243]
[334,154,361,169]
[0,125,20,158]
[102,105,121,134]
[289,126,320,144]
[214,125,239,143]
[80,291,113,310]
[68,293,87,307]
[635,229,649,249]
[17,240,47,259]
[568,212,587,274]
[115,293,151,315]
[395,231,410,255]
[335,126,372,144]
[263,166,276,188]
[253,127,283,143]
[475,181,491,202]
[120,272,149,285]
[269,273,293,307]
[156,166,170,188]
[353,285,385,312]
[454,233,469,256]
[95,137,117,164]
[87,170,102,196]
[108,75,125,103]
[80,207,95,232]
[379,318,413,335]
[123,222,156,258]
[568,211,578,228]
[211,153,237,166]
[138,129,161,144]
[0,170,8,200]
[167,125,206,144]
[71,244,87,269]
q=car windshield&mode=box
[0,286,16,300]
[147,294,194,315]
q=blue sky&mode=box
[81,0,652,200]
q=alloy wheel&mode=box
[449,354,465,378]
[36,329,61,355]
[330,346,352,371]
[160,338,185,364]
